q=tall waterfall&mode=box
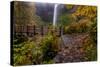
[53,4,58,26]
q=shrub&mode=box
[64,19,91,34]
[13,36,28,44]
[83,18,97,61]
[59,14,74,26]
[42,59,54,64]
[40,34,59,62]
[89,18,97,43]
[83,36,97,61]
[13,41,34,65]
[13,40,43,65]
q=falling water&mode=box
[53,4,58,26]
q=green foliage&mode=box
[13,33,60,65]
[31,45,43,64]
[59,14,74,26]
[13,41,35,65]
[40,34,59,62]
[81,18,97,61]
[13,37,28,44]
[13,38,47,65]
[64,20,91,34]
[42,59,54,64]
[65,5,73,10]
[59,5,97,34]
[89,18,97,43]
[83,36,97,61]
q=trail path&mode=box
[54,33,89,63]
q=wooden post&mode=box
[20,25,23,37]
[41,25,44,36]
[29,26,32,37]
[59,26,61,37]
[27,25,29,36]
[14,25,17,38]
[21,25,24,37]
[33,25,36,36]
[62,26,64,35]
[17,25,20,37]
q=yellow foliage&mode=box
[72,5,97,20]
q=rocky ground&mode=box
[54,33,89,63]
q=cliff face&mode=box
[35,3,66,23]
[35,3,54,22]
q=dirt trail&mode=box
[54,33,89,63]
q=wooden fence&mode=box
[14,25,64,37]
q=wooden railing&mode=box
[14,25,64,37]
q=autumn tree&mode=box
[13,1,43,26]
[72,5,97,21]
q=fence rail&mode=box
[14,25,64,37]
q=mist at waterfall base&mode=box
[35,3,65,25]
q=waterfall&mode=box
[53,4,58,26]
